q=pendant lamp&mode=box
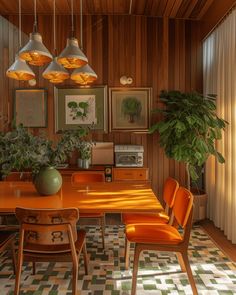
[57,0,88,69]
[43,0,69,83]
[6,0,35,81]
[71,0,97,85]
[19,0,52,66]
[71,64,97,85]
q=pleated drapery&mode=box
[203,9,236,243]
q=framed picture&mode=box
[109,87,152,132]
[14,89,47,127]
[54,86,108,133]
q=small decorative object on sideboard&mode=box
[115,145,144,167]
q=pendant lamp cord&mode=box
[53,0,56,56]
[19,0,22,48]
[33,0,37,32]
[71,0,74,37]
[80,0,83,50]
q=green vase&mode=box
[34,166,62,196]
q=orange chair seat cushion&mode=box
[80,213,104,218]
[24,230,86,254]
[122,212,169,225]
[126,224,183,244]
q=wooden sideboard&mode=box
[3,166,149,183]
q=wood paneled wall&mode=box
[0,14,203,199]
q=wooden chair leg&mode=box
[100,215,105,249]
[82,242,89,275]
[125,238,131,270]
[10,239,17,275]
[176,252,186,272]
[72,258,79,295]
[131,244,141,295]
[14,231,24,295]
[32,262,36,275]
[181,251,198,295]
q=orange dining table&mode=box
[0,180,163,214]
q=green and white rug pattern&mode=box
[0,226,236,294]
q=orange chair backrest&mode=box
[15,207,79,246]
[4,172,32,182]
[71,171,105,183]
[163,177,179,208]
[173,187,193,228]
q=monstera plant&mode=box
[149,90,228,190]
[0,124,88,195]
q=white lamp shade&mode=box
[43,57,69,82]
[6,56,35,81]
[71,64,97,85]
[19,32,53,66]
[57,37,88,69]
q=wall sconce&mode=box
[120,75,133,85]
[28,79,37,86]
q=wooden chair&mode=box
[71,171,106,248]
[0,228,17,273]
[14,207,88,295]
[125,187,198,295]
[122,177,179,226]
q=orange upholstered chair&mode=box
[71,171,106,248]
[125,187,197,295]
[14,207,88,295]
[122,177,179,225]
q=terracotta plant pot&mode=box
[191,188,208,222]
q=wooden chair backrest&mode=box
[163,177,179,209]
[15,207,79,246]
[173,187,193,228]
[71,171,105,183]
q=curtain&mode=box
[203,9,236,243]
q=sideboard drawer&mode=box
[113,168,149,181]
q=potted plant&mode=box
[149,90,228,220]
[0,124,88,195]
[77,140,94,169]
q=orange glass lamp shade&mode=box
[57,37,88,69]
[71,64,97,85]
[6,56,35,81]
[19,32,52,66]
[42,57,69,83]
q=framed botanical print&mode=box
[54,86,108,133]
[109,87,152,132]
[14,89,47,127]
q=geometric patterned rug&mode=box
[1,225,236,294]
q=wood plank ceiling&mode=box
[0,0,214,20]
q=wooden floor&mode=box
[199,219,236,262]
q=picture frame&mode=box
[109,87,152,132]
[54,86,108,133]
[14,88,47,128]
